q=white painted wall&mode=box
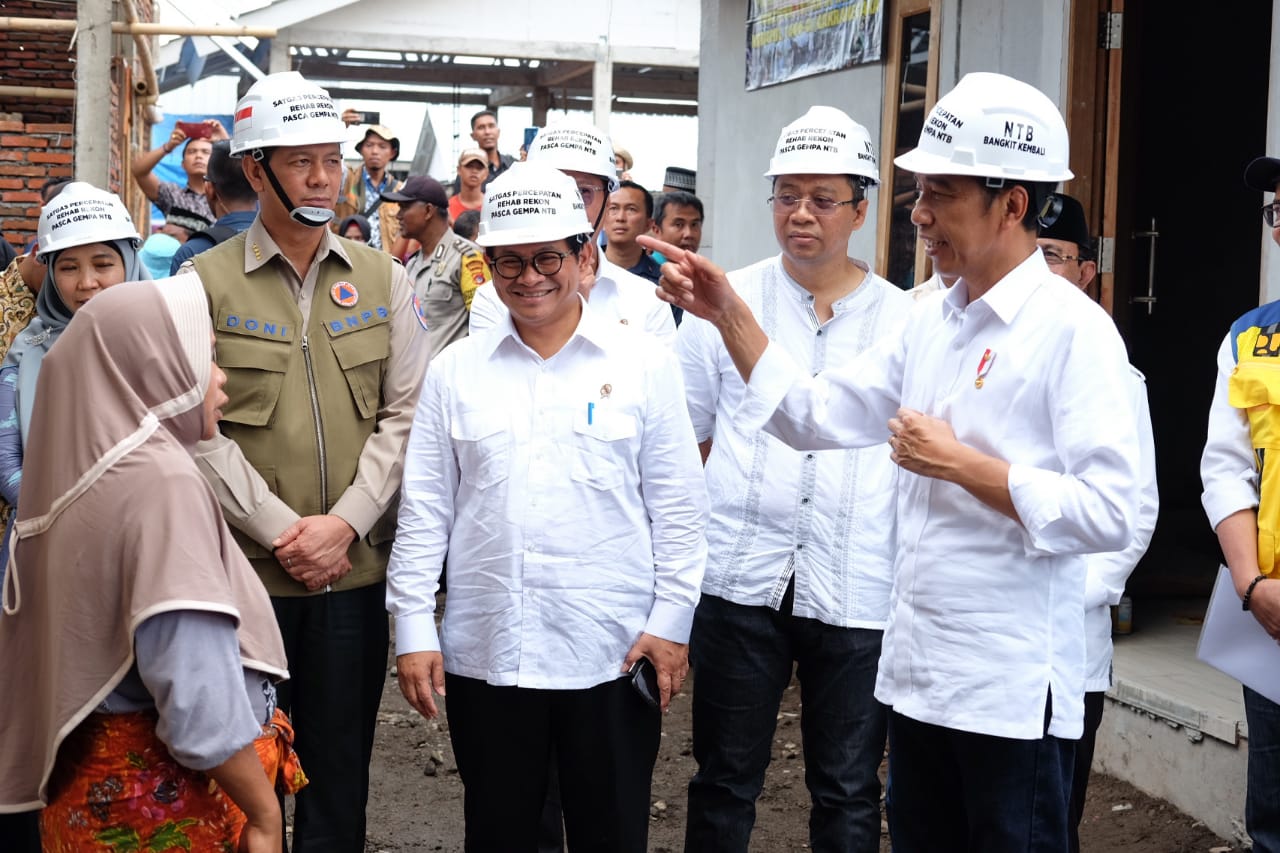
[698,1,885,269]
[698,0,1072,273]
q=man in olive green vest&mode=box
[183,71,429,853]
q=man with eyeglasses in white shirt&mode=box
[387,162,708,852]
[678,106,910,853]
[468,117,676,347]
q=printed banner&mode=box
[746,0,884,91]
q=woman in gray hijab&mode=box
[0,183,146,571]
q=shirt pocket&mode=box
[425,277,459,303]
[328,324,390,421]
[216,333,291,427]
[570,409,637,491]
[451,410,512,489]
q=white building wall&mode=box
[698,0,885,270]
[699,0,1071,274]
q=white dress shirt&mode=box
[1084,366,1158,691]
[737,251,1140,740]
[1202,334,1260,529]
[469,257,677,347]
[387,297,708,690]
[680,255,910,627]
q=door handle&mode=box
[1132,217,1158,316]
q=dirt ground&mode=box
[363,641,1237,853]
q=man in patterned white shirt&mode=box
[678,106,910,853]
[388,162,708,852]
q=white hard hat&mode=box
[527,118,619,192]
[229,71,347,158]
[476,161,593,247]
[764,106,879,186]
[894,72,1073,183]
[37,182,139,261]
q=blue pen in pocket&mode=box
[587,402,594,425]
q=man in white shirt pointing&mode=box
[642,72,1140,852]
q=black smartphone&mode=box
[629,657,660,710]
[523,126,539,150]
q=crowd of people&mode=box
[0,65,1275,853]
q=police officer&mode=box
[182,71,429,853]
[383,174,491,361]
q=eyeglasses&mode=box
[1263,202,1280,227]
[576,183,605,207]
[491,250,571,280]
[768,193,856,216]
[1041,248,1081,266]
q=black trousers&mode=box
[0,811,39,852]
[1067,690,1106,853]
[885,694,1075,853]
[445,672,661,853]
[272,583,389,853]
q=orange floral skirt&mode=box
[39,708,306,851]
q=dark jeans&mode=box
[445,672,661,853]
[684,593,887,853]
[885,699,1074,853]
[1245,686,1280,853]
[1067,690,1105,853]
[272,583,389,853]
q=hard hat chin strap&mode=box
[254,149,335,228]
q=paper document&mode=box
[1196,565,1280,705]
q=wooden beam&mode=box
[0,16,277,36]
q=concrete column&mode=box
[75,0,113,186]
[269,35,291,74]
[592,40,612,131]
[531,86,550,126]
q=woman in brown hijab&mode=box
[0,275,302,852]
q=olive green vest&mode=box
[193,234,397,596]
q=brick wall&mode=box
[0,1,147,249]
[0,0,76,126]
[0,119,74,249]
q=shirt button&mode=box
[806,453,814,460]
[801,497,810,504]
[816,330,824,337]
[796,543,805,551]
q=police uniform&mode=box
[407,232,491,362]
[184,215,428,852]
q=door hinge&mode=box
[1099,12,1123,50]
[1097,236,1115,274]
